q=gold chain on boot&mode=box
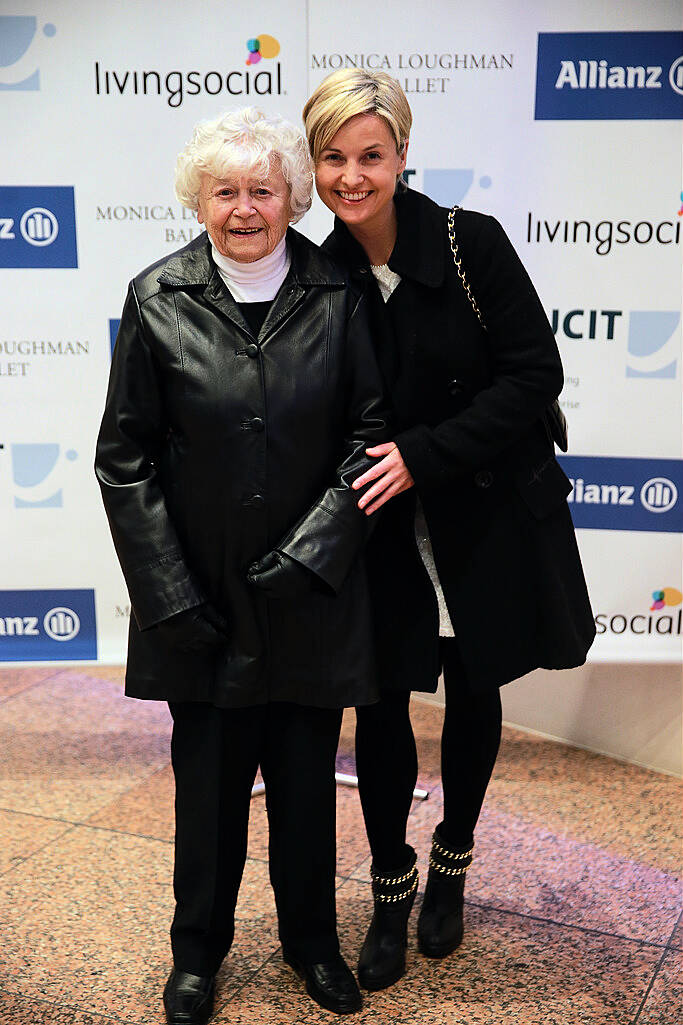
[428,834,474,877]
[370,854,419,903]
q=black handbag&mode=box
[447,205,568,452]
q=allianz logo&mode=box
[0,606,80,640]
[568,476,678,513]
[0,206,59,246]
[555,57,683,94]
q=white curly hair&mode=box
[175,107,313,222]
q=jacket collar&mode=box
[327,187,447,289]
[157,227,345,346]
[157,227,345,288]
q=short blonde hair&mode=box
[303,69,412,163]
[175,107,312,222]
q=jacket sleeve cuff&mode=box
[394,424,450,493]
[279,502,364,595]
[127,552,206,630]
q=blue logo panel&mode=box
[0,589,97,661]
[558,456,683,532]
[109,318,121,357]
[535,32,683,120]
[0,186,78,267]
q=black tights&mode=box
[355,639,502,871]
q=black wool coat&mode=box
[324,188,596,693]
[95,228,388,708]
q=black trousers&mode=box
[168,700,343,975]
[355,639,503,871]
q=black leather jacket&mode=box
[95,228,387,707]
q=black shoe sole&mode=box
[358,960,406,992]
[283,954,363,1015]
[417,934,463,959]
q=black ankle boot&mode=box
[357,848,418,990]
[417,830,473,959]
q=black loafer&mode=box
[284,952,362,1014]
[163,969,215,1025]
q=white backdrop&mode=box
[1,0,681,671]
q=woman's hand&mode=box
[352,442,414,515]
[247,551,318,598]
[155,603,228,652]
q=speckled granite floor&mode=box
[0,665,680,1025]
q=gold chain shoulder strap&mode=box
[447,205,485,329]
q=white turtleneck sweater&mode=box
[211,236,291,302]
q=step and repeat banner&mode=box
[1,0,681,665]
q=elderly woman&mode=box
[303,70,595,991]
[95,108,387,1024]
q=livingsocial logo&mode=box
[0,16,56,91]
[245,34,280,65]
[650,587,682,611]
[10,443,78,508]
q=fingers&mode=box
[357,467,396,509]
[363,479,409,515]
[365,443,397,457]
[351,454,394,491]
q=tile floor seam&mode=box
[0,668,69,704]
[0,984,127,1024]
[0,822,79,880]
[629,944,671,1025]
[663,907,682,949]
[463,898,673,951]
[215,945,286,1009]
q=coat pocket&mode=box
[514,454,572,520]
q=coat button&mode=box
[249,417,264,432]
[246,493,265,507]
[245,344,259,358]
[474,470,493,489]
[448,378,461,396]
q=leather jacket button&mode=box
[448,378,460,396]
[245,344,259,358]
[247,494,265,507]
[249,417,264,432]
[474,470,493,489]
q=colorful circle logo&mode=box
[246,34,280,66]
[650,587,683,611]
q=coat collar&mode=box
[156,227,345,346]
[157,227,345,289]
[326,187,447,289]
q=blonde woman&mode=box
[303,70,594,991]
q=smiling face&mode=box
[196,161,292,263]
[314,113,407,235]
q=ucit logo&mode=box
[551,309,679,379]
[0,186,78,268]
[626,311,679,378]
[408,169,492,207]
[10,443,78,508]
[245,34,280,66]
[0,15,56,91]
[0,589,97,661]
